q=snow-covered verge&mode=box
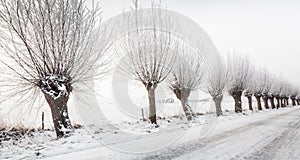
[1,106,299,160]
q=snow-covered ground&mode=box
[0,77,298,159]
[1,105,300,160]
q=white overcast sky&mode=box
[90,0,300,86]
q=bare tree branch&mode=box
[0,0,108,137]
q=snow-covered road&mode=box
[39,107,300,160]
[143,107,300,160]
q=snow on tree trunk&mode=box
[173,88,193,121]
[280,98,285,107]
[291,97,297,106]
[146,83,157,124]
[39,74,73,137]
[213,95,223,116]
[297,99,300,106]
[285,98,289,106]
[262,95,270,109]
[275,96,281,109]
[232,91,243,113]
[246,95,253,111]
[255,95,262,111]
[44,93,72,138]
[181,100,193,121]
[269,96,276,109]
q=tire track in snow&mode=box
[245,112,300,160]
[137,108,300,160]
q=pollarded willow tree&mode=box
[291,85,300,106]
[245,67,275,111]
[280,82,289,107]
[168,46,206,120]
[252,70,266,111]
[261,70,273,109]
[297,94,300,106]
[114,1,177,124]
[244,75,255,111]
[282,83,291,106]
[243,65,259,111]
[268,80,277,109]
[206,59,227,116]
[0,0,108,137]
[272,79,284,109]
[289,84,299,106]
[272,78,296,108]
[227,54,252,113]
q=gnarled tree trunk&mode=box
[44,93,73,138]
[262,95,269,109]
[146,83,157,124]
[232,91,243,113]
[280,98,286,107]
[291,97,296,106]
[254,94,262,111]
[285,98,289,106]
[245,94,253,111]
[39,75,73,138]
[269,96,276,109]
[275,96,281,109]
[213,95,223,116]
[173,88,193,121]
[280,98,285,107]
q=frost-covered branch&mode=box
[114,1,177,124]
[227,54,252,113]
[0,0,108,137]
[206,57,227,116]
[168,45,206,120]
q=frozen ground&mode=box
[1,106,300,160]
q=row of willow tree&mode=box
[0,0,299,138]
[222,54,300,116]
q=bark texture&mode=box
[246,95,253,111]
[280,98,285,107]
[213,95,223,116]
[39,75,73,138]
[232,91,243,113]
[262,95,270,109]
[44,93,72,138]
[146,83,157,124]
[269,96,276,109]
[275,96,281,109]
[285,98,289,106]
[173,88,193,121]
[255,95,262,111]
[291,97,297,106]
